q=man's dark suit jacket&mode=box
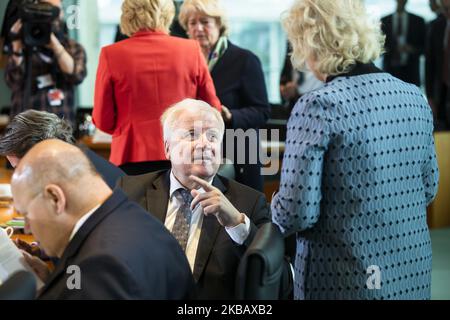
[117,170,271,299]
[381,12,426,86]
[82,146,125,189]
[425,14,448,126]
[38,189,194,300]
[211,41,271,192]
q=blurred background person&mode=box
[426,0,450,130]
[93,0,221,176]
[280,43,323,111]
[113,25,128,43]
[113,1,187,42]
[381,0,426,86]
[272,0,439,299]
[429,0,443,15]
[2,0,87,125]
[179,0,271,192]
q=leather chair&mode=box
[0,270,36,300]
[236,222,292,300]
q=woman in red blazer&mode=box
[93,0,221,174]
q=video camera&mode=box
[20,1,61,47]
[1,0,60,49]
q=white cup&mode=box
[3,226,14,238]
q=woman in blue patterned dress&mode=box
[271,0,439,299]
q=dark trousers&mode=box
[435,84,450,131]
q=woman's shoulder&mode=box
[294,84,335,108]
[102,33,199,53]
[323,72,414,93]
[307,72,421,101]
[166,35,199,47]
[293,72,427,115]
[290,90,331,122]
[225,41,260,62]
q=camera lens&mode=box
[31,25,44,39]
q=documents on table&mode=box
[0,227,44,290]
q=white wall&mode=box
[77,0,100,108]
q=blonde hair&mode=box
[161,99,224,142]
[282,0,385,76]
[120,0,175,36]
[179,0,228,36]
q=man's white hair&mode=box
[161,99,225,142]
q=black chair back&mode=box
[236,222,286,300]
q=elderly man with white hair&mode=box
[117,98,273,300]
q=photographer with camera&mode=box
[3,0,86,124]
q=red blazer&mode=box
[93,30,221,166]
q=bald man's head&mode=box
[13,139,99,195]
[11,140,112,258]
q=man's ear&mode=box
[43,184,66,215]
[164,140,171,160]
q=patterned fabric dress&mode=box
[271,64,439,300]
[4,38,86,125]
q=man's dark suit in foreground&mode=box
[38,188,194,300]
[118,170,270,299]
[426,8,449,130]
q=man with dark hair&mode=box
[426,0,450,130]
[381,0,426,86]
[0,109,125,188]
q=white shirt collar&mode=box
[69,204,101,241]
[169,171,188,199]
[169,171,213,199]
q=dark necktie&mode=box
[171,189,194,251]
[397,15,404,37]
